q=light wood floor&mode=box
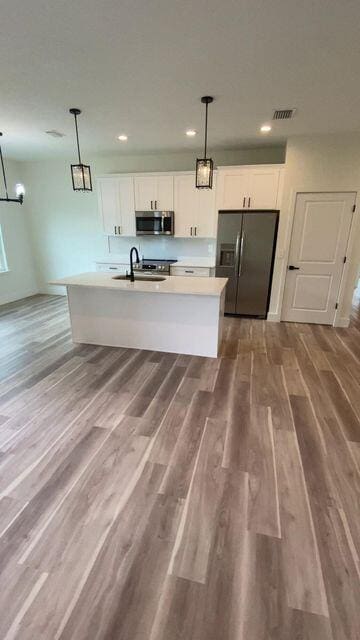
[0,293,359,639]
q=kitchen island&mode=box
[51,272,227,357]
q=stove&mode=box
[133,258,177,275]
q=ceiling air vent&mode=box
[272,109,296,120]
[45,130,65,138]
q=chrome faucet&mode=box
[128,246,140,282]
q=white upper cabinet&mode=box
[97,165,283,238]
[174,175,195,237]
[174,173,217,238]
[217,165,283,210]
[217,169,250,209]
[97,177,135,236]
[134,175,174,211]
[157,176,174,210]
[197,181,217,237]
[134,177,155,211]
[247,167,282,209]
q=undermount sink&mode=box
[112,275,166,282]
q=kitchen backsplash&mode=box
[108,236,216,259]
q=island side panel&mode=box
[66,285,224,357]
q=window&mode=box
[0,225,8,272]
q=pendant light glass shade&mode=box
[69,108,92,192]
[71,164,92,191]
[196,158,214,189]
[196,96,214,189]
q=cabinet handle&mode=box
[194,226,197,236]
[118,226,121,234]
[243,196,246,208]
[155,200,157,209]
[248,197,251,208]
[185,270,194,273]
[150,200,153,209]
[190,226,193,236]
[114,225,117,235]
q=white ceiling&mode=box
[1,0,360,160]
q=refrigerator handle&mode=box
[234,231,241,275]
[238,232,245,276]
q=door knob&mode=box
[288,265,300,270]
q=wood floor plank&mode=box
[275,428,329,616]
[239,533,333,640]
[150,469,249,640]
[319,370,360,442]
[0,294,359,638]
[247,405,281,538]
[168,417,227,584]
[158,390,213,498]
[54,463,174,640]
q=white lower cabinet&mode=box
[170,266,211,277]
[174,174,217,238]
[97,177,135,236]
[96,263,128,274]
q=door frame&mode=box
[278,190,359,327]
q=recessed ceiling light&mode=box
[118,134,128,141]
[186,129,197,137]
[260,124,272,133]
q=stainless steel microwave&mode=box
[135,211,174,236]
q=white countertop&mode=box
[50,272,227,297]
[95,256,216,268]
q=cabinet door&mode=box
[174,175,196,237]
[248,168,280,209]
[97,179,121,235]
[134,177,157,210]
[156,176,174,210]
[196,178,217,238]
[217,170,250,209]
[118,177,135,236]
[171,266,211,277]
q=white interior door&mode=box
[282,192,355,324]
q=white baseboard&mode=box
[266,312,281,322]
[39,284,67,296]
[334,316,350,328]
[0,288,39,306]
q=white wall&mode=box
[0,160,38,305]
[23,146,285,294]
[268,133,360,325]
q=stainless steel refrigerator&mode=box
[215,210,278,317]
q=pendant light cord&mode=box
[0,136,9,199]
[204,101,208,158]
[74,113,82,165]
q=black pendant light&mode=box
[196,96,214,189]
[0,133,24,204]
[69,108,92,191]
